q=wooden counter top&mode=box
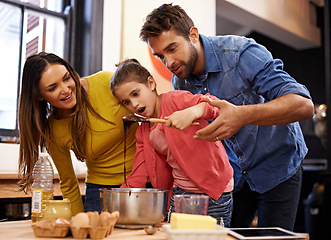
[0,173,86,180]
[0,220,309,240]
[0,173,86,199]
[1,220,165,240]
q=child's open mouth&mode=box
[138,107,146,114]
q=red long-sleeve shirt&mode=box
[122,90,233,200]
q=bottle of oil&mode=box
[31,152,54,222]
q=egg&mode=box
[87,211,100,228]
[55,217,70,225]
[99,211,112,228]
[99,211,120,236]
[111,211,120,220]
[70,212,90,229]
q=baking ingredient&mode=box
[99,211,112,227]
[70,212,90,228]
[87,211,100,228]
[170,213,217,230]
[31,152,54,222]
[100,211,120,236]
[70,211,120,239]
[55,217,70,225]
[70,212,90,239]
[109,211,120,227]
[31,218,70,238]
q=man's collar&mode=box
[199,34,222,73]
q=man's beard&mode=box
[172,42,198,80]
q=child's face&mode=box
[114,77,159,118]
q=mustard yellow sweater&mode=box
[48,71,137,215]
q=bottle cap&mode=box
[39,152,49,157]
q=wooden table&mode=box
[0,173,86,199]
[0,220,309,240]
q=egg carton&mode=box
[71,226,109,239]
[70,211,119,239]
[31,220,70,238]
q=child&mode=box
[110,58,233,226]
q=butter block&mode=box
[170,213,217,230]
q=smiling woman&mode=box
[17,52,138,216]
[38,64,77,117]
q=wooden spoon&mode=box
[123,114,199,125]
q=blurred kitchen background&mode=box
[0,0,330,239]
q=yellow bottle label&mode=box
[31,189,43,214]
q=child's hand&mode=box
[164,109,196,130]
[164,102,206,130]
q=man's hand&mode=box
[193,94,314,142]
[193,98,247,141]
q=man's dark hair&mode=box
[140,3,194,42]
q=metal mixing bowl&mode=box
[100,188,168,229]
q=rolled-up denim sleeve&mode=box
[277,83,311,99]
[238,42,311,101]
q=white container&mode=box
[163,224,229,240]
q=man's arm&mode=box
[193,94,314,141]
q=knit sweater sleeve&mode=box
[47,121,84,216]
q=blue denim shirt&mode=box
[172,34,311,194]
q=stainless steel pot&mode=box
[100,188,168,229]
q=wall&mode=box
[0,143,19,172]
[0,0,216,175]
[102,0,216,94]
[216,0,321,49]
[0,142,86,174]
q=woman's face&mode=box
[38,64,77,114]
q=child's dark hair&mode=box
[110,58,153,95]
